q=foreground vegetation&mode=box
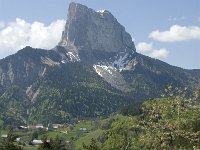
[0,85,200,149]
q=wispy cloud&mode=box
[180,16,186,20]
[149,25,200,42]
[168,16,186,21]
[136,42,169,58]
[0,18,65,58]
[168,17,177,21]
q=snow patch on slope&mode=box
[41,57,60,66]
[112,53,129,70]
[92,49,136,92]
[93,65,116,77]
[96,10,106,13]
[61,60,66,64]
[93,64,132,92]
[67,52,80,62]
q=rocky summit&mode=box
[59,2,136,64]
[0,2,200,125]
[57,2,138,91]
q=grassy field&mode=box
[74,129,104,150]
[24,145,39,150]
[0,129,9,134]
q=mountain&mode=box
[58,3,135,63]
[0,2,200,126]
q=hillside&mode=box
[1,87,200,150]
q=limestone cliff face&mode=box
[59,2,136,62]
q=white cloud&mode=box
[136,42,152,53]
[149,25,200,42]
[150,48,169,58]
[136,42,169,58]
[0,18,65,58]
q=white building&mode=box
[36,124,44,129]
[1,134,8,138]
[80,128,87,131]
[32,139,43,145]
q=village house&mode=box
[32,139,43,145]
[35,124,44,129]
[32,139,50,145]
[1,134,8,138]
[18,125,28,130]
[79,127,87,131]
[52,124,64,129]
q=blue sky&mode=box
[0,0,199,69]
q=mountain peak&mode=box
[67,2,115,26]
[58,2,136,63]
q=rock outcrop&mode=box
[59,2,136,63]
